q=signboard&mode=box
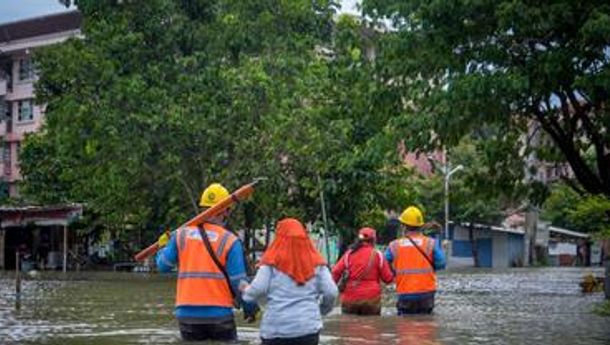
[590,243,602,265]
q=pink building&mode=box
[398,141,444,176]
[0,11,81,196]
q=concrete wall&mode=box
[492,232,508,268]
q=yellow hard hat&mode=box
[399,206,424,227]
[199,183,230,207]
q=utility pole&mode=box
[603,240,610,301]
[443,162,463,260]
[524,208,539,266]
[317,174,332,264]
[15,251,21,310]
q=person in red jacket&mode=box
[332,227,394,315]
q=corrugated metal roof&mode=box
[0,203,83,228]
[458,222,526,235]
[548,226,590,238]
[0,11,81,44]
[0,203,82,212]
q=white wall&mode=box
[492,232,508,268]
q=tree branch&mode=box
[531,105,605,195]
[177,174,199,214]
[566,90,610,192]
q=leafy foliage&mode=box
[542,184,610,237]
[21,1,411,249]
[363,0,610,199]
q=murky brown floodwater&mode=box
[1,267,608,344]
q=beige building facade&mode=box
[0,11,81,196]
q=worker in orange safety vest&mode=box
[156,183,258,342]
[385,206,446,315]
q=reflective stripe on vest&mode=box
[391,234,437,294]
[175,223,237,308]
[345,247,385,271]
[177,272,226,279]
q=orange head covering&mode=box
[259,218,327,285]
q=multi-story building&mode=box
[0,11,81,196]
[525,122,574,185]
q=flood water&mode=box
[1,267,608,344]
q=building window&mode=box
[19,58,34,81]
[4,100,10,119]
[18,100,33,122]
[0,100,6,120]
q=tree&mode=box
[255,14,414,243]
[22,2,414,257]
[362,1,610,199]
[21,0,337,247]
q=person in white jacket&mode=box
[241,218,338,345]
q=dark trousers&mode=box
[342,297,382,315]
[178,318,237,342]
[397,295,435,315]
[262,332,320,345]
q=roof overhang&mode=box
[0,204,83,228]
[548,226,590,239]
[458,222,526,235]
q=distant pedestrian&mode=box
[242,218,338,345]
[332,227,394,315]
[386,206,446,315]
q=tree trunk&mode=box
[243,203,256,275]
[525,210,538,266]
[468,223,479,267]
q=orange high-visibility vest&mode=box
[389,233,436,294]
[176,223,237,307]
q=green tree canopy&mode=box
[542,184,610,237]
[363,0,610,199]
[21,1,411,250]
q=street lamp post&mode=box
[444,164,464,253]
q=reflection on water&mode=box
[395,318,440,345]
[1,268,608,344]
[332,314,440,345]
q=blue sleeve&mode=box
[385,245,394,263]
[156,232,178,272]
[433,239,446,270]
[225,239,256,310]
[226,239,248,284]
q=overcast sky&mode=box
[0,0,73,24]
[0,0,360,25]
